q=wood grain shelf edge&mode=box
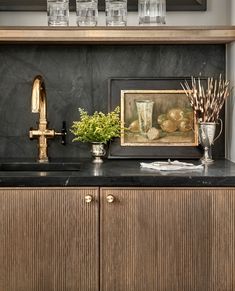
[0,26,235,44]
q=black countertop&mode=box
[0,158,234,187]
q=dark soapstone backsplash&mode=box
[0,44,225,159]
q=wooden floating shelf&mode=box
[0,26,235,44]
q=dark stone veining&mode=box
[0,44,225,159]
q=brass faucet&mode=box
[29,75,66,163]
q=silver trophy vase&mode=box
[91,142,106,163]
[198,120,222,164]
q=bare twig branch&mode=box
[182,75,230,122]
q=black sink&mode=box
[0,162,82,171]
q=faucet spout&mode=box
[31,75,47,124]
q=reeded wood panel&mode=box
[100,188,235,291]
[0,187,99,291]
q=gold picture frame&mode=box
[121,90,198,147]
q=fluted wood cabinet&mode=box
[0,188,99,291]
[1,187,235,291]
[100,188,235,291]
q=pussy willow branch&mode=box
[181,75,230,122]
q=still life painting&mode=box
[121,90,198,146]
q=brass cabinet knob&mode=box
[106,195,115,203]
[85,195,93,203]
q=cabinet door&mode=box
[0,188,99,291]
[100,188,235,291]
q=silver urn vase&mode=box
[91,142,106,163]
[198,119,222,164]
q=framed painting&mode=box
[108,77,204,159]
[0,0,207,11]
[121,90,198,147]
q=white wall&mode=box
[0,0,230,26]
[226,0,235,162]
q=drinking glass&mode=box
[138,0,166,25]
[105,0,127,26]
[76,0,98,26]
[47,0,69,26]
[136,100,154,134]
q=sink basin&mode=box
[0,162,82,171]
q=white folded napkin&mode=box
[140,160,204,171]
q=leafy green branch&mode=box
[70,106,121,144]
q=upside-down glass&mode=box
[138,0,166,25]
[47,0,69,26]
[76,0,98,26]
[105,0,127,26]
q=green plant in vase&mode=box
[71,106,121,163]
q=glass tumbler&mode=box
[136,100,154,134]
[105,0,127,26]
[47,0,69,26]
[76,0,98,26]
[138,0,166,25]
